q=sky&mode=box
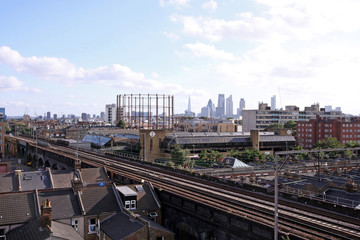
[1,0,360,117]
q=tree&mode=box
[116,120,127,128]
[170,146,189,166]
[265,123,284,131]
[313,137,344,149]
[284,120,297,135]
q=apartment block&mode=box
[242,103,342,132]
[297,116,360,149]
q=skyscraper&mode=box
[47,111,51,120]
[216,94,225,118]
[207,99,215,117]
[226,95,233,117]
[237,98,245,117]
[81,113,88,121]
[187,96,191,112]
[271,95,276,110]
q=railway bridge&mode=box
[4,135,360,240]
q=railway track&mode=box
[17,136,360,239]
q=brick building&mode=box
[297,116,360,149]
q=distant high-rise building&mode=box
[207,99,215,117]
[105,104,117,125]
[81,113,87,121]
[226,95,233,117]
[47,111,51,120]
[53,114,57,120]
[185,96,195,117]
[216,94,225,118]
[100,112,105,120]
[271,95,276,110]
[187,96,191,112]
[236,98,245,117]
[93,114,96,119]
[0,107,5,122]
[200,106,210,118]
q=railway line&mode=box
[16,136,360,239]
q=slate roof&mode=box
[80,167,111,186]
[124,183,161,211]
[51,170,73,189]
[100,212,144,240]
[37,190,82,220]
[6,219,50,240]
[149,219,173,234]
[51,220,83,240]
[6,220,83,240]
[0,173,19,193]
[0,192,37,225]
[20,171,52,191]
[80,186,121,216]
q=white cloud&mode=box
[202,0,217,12]
[0,75,24,91]
[184,42,237,61]
[0,75,42,93]
[171,0,360,43]
[163,31,179,42]
[159,0,191,7]
[0,46,199,94]
[183,66,191,71]
[152,72,159,78]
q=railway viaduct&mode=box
[4,136,360,240]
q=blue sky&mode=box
[1,0,360,117]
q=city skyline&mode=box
[1,1,360,116]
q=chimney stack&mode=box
[41,199,52,228]
[72,170,83,193]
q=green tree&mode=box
[313,137,344,149]
[265,123,284,131]
[265,154,274,162]
[116,120,127,128]
[166,161,175,168]
[284,120,297,136]
[345,141,360,148]
[209,150,222,163]
[170,146,189,166]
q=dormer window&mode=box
[125,200,136,210]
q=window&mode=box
[125,200,131,209]
[131,200,136,209]
[89,218,97,233]
[72,219,78,231]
